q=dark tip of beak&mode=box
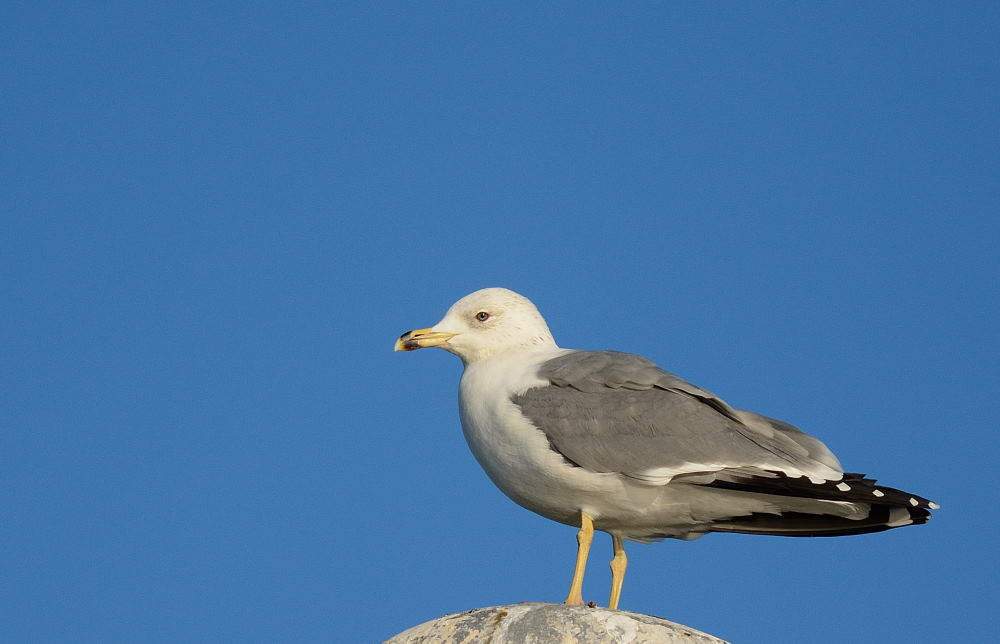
[396,332,417,351]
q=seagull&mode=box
[395,287,938,610]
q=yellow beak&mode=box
[394,327,457,351]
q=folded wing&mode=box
[512,350,843,485]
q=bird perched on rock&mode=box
[395,287,937,610]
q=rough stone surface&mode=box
[384,603,731,644]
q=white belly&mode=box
[457,352,696,537]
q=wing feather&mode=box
[511,351,842,484]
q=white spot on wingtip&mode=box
[836,482,851,492]
[909,497,919,506]
[929,501,941,510]
[872,489,885,497]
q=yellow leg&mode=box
[608,534,627,610]
[564,512,594,606]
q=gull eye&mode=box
[475,311,490,322]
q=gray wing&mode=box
[511,351,843,484]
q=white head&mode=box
[395,288,558,364]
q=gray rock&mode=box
[385,603,731,643]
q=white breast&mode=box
[456,349,629,527]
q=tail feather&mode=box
[711,506,930,537]
[701,470,937,537]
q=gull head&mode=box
[395,288,557,364]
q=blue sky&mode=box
[3,3,998,642]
